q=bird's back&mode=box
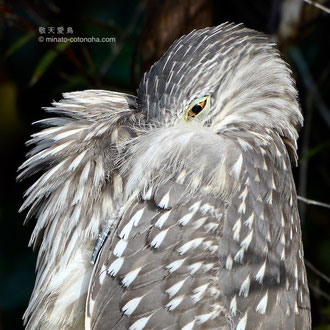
[86,125,311,329]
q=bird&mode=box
[19,22,311,330]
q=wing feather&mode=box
[86,125,310,329]
[19,89,141,329]
[85,125,239,330]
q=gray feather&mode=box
[20,23,310,330]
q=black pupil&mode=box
[191,104,203,115]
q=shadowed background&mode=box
[0,0,329,329]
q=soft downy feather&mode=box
[18,89,141,329]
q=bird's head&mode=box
[123,23,303,197]
[137,23,303,154]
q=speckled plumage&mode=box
[19,23,311,329]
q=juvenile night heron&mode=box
[19,23,311,329]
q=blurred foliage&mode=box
[0,0,329,329]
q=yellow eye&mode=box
[184,96,210,121]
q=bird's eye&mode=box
[184,96,210,121]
